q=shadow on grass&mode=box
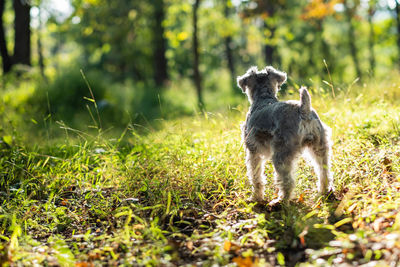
[142,195,347,266]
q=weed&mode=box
[0,77,400,265]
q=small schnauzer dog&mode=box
[237,66,333,203]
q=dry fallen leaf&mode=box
[372,217,385,232]
[347,203,358,213]
[298,193,304,203]
[297,194,304,203]
[232,256,254,267]
[299,235,305,247]
[382,157,392,172]
[88,252,101,260]
[75,262,94,267]
[298,226,308,247]
[61,199,68,206]
[224,240,241,253]
[133,224,145,230]
[186,241,194,251]
[224,240,231,252]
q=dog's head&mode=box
[237,66,286,103]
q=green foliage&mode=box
[17,66,244,131]
[35,68,108,119]
[68,0,155,80]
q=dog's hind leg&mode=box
[272,147,297,201]
[246,150,265,202]
[309,141,333,194]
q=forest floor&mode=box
[1,81,400,266]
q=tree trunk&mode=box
[367,5,375,76]
[344,0,362,80]
[395,1,400,69]
[315,20,333,76]
[224,35,235,75]
[192,0,204,109]
[263,22,276,65]
[262,1,279,66]
[37,6,46,80]
[13,0,30,66]
[0,0,12,73]
[153,0,168,87]
[223,0,236,92]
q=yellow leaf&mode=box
[334,217,352,228]
[85,0,99,5]
[224,240,240,252]
[128,10,137,20]
[177,32,188,41]
[393,212,400,230]
[232,256,253,267]
[3,135,12,146]
[277,252,285,266]
[84,27,93,36]
[224,240,231,251]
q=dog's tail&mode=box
[300,87,311,116]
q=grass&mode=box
[1,77,400,266]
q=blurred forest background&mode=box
[1,0,400,131]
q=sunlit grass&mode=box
[0,78,400,265]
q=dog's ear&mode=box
[237,75,248,92]
[237,66,258,92]
[275,71,287,87]
[264,66,287,87]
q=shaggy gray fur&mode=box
[237,66,333,202]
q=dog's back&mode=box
[246,88,327,146]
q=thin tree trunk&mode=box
[395,1,400,69]
[224,35,235,75]
[13,0,31,66]
[239,18,248,65]
[315,20,334,76]
[153,0,168,87]
[37,6,46,80]
[367,5,375,76]
[0,0,12,73]
[223,0,236,92]
[192,0,204,109]
[263,22,276,65]
[344,0,362,80]
[262,1,279,66]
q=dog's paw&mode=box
[268,198,280,206]
[246,192,266,203]
[247,196,264,203]
[267,198,284,211]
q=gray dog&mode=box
[237,66,333,203]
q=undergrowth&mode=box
[0,78,400,266]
